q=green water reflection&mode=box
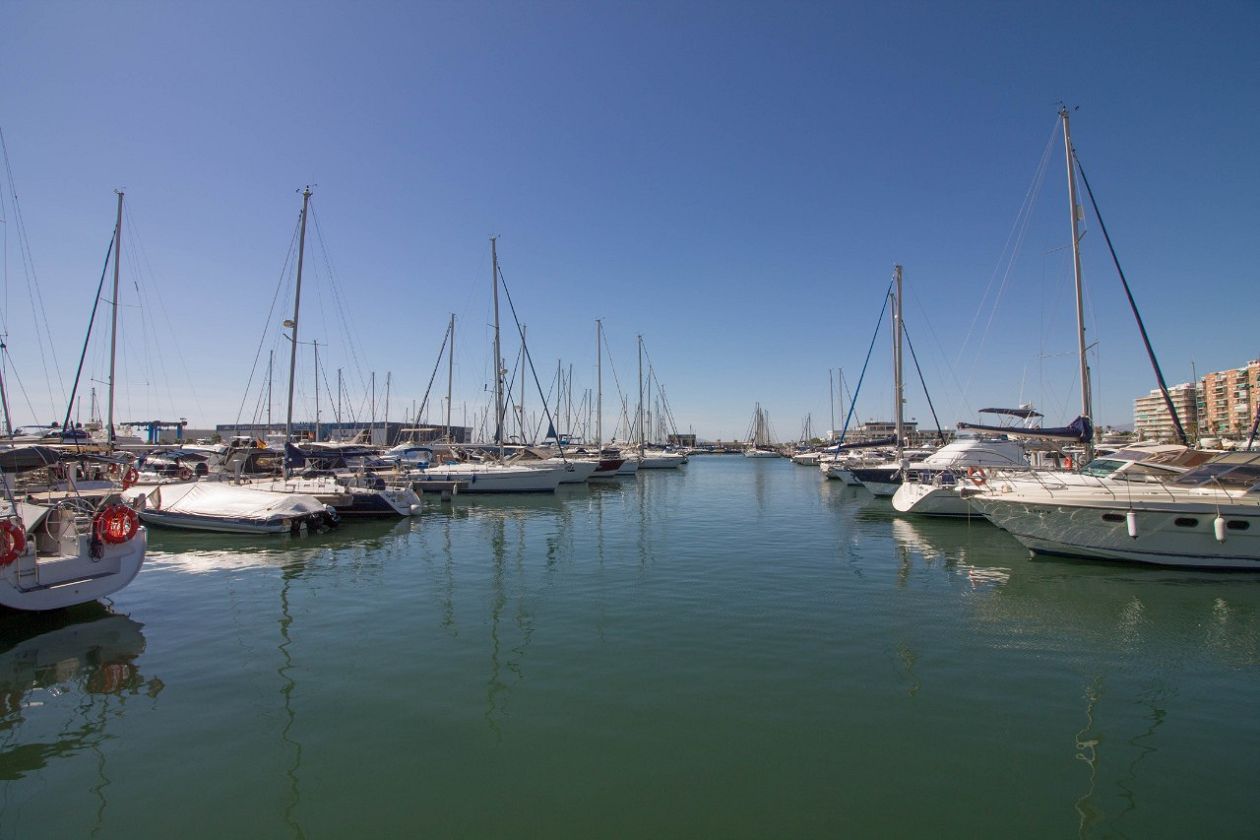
[1,458,1257,838]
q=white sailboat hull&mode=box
[1,529,147,612]
[418,464,564,493]
[890,481,982,518]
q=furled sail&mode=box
[957,415,1093,443]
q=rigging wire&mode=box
[59,236,117,437]
[410,320,452,428]
[910,291,972,423]
[308,204,369,398]
[956,119,1060,399]
[1074,151,1185,443]
[599,325,632,442]
[232,213,301,433]
[0,125,67,413]
[2,343,39,425]
[494,262,566,458]
[122,203,207,425]
[901,322,946,443]
[641,340,681,440]
[835,276,895,444]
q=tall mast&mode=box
[445,314,454,442]
[267,350,273,431]
[491,237,504,457]
[637,334,644,452]
[892,264,905,457]
[0,344,12,437]
[313,339,319,442]
[838,368,846,436]
[285,186,312,447]
[384,372,391,446]
[106,190,124,452]
[595,319,602,447]
[519,325,526,444]
[829,369,835,435]
[1061,106,1093,457]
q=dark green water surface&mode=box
[3,457,1258,837]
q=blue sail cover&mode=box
[977,407,1044,419]
[284,442,308,469]
[957,415,1093,443]
[829,435,898,452]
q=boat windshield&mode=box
[1172,452,1260,489]
[1080,458,1122,477]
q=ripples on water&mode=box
[2,458,1258,838]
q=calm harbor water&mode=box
[3,456,1259,837]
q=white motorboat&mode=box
[889,438,1040,515]
[129,482,338,534]
[867,441,1034,497]
[965,451,1260,569]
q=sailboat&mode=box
[242,188,420,516]
[743,403,780,457]
[632,335,685,470]
[406,238,567,493]
[1,194,146,611]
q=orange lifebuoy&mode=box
[121,467,139,490]
[968,466,987,486]
[93,504,140,545]
[0,520,26,566]
[178,465,193,481]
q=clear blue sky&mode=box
[2,1,1257,441]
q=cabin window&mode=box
[1102,513,1125,523]
[1174,517,1199,528]
[1227,520,1250,530]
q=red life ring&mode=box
[178,465,193,481]
[0,520,26,566]
[94,504,140,545]
[121,467,139,490]
[968,466,987,486]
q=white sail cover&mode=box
[133,482,328,522]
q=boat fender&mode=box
[968,467,987,486]
[1064,455,1073,471]
[0,520,27,566]
[94,504,141,545]
[122,467,140,490]
[1214,515,1227,543]
[178,465,193,481]
[1126,510,1138,539]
